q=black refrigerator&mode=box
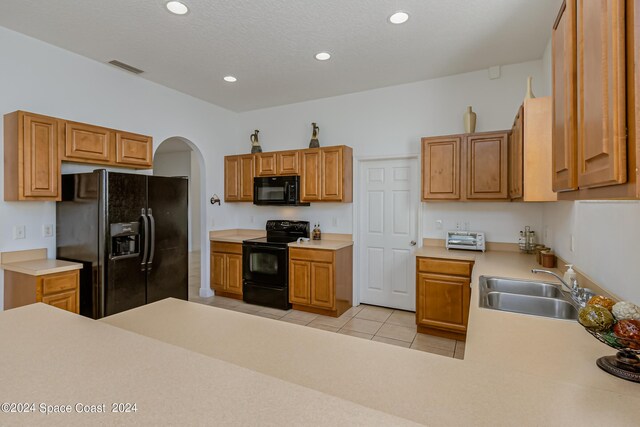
[56,170,188,319]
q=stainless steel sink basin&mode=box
[478,276,578,320]
[482,292,578,320]
[481,277,562,298]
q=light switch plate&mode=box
[13,225,25,240]
[42,224,54,238]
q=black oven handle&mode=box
[245,245,287,251]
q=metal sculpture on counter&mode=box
[309,122,320,148]
[250,130,262,153]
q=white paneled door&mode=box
[359,158,418,311]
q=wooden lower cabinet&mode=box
[288,246,352,317]
[416,257,474,341]
[210,241,243,299]
[4,269,80,314]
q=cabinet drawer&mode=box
[40,271,78,295]
[210,241,243,255]
[42,289,77,313]
[417,257,473,277]
[289,248,334,263]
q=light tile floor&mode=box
[187,251,465,359]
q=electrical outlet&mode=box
[332,217,338,227]
[464,221,470,231]
[570,234,575,252]
[455,221,461,230]
[435,220,443,230]
[42,224,54,238]
[250,215,254,223]
[13,225,25,240]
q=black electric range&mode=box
[242,220,310,310]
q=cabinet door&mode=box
[301,150,321,201]
[416,273,469,333]
[210,252,226,290]
[289,260,311,304]
[22,113,60,199]
[576,0,627,188]
[277,151,300,175]
[224,156,240,201]
[42,290,78,314]
[422,136,461,200]
[225,254,243,295]
[509,107,524,199]
[255,153,277,176]
[115,131,153,168]
[466,133,509,199]
[310,262,334,309]
[239,155,255,201]
[64,121,112,163]
[553,0,579,192]
[321,147,343,201]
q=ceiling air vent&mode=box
[108,60,144,75]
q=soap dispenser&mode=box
[564,265,577,285]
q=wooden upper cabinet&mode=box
[277,151,299,175]
[466,132,509,199]
[239,155,255,201]
[224,156,240,201]
[301,149,322,201]
[321,147,344,201]
[4,111,60,201]
[63,121,113,163]
[115,131,153,168]
[576,0,627,189]
[509,106,524,199]
[224,154,255,202]
[422,136,461,200]
[553,0,579,192]
[255,152,277,176]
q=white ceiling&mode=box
[0,0,561,112]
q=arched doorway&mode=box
[154,137,211,298]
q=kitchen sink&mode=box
[479,276,578,320]
[481,277,563,298]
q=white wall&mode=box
[153,150,193,251]
[236,60,546,241]
[542,202,640,304]
[0,26,240,306]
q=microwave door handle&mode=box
[140,209,149,271]
[147,208,156,271]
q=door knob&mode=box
[410,241,416,246]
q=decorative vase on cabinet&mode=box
[463,106,476,133]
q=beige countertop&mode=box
[0,303,415,426]
[209,229,265,243]
[210,229,353,250]
[2,259,82,276]
[103,248,640,427]
[288,240,353,250]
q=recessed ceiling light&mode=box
[166,1,189,15]
[223,76,237,83]
[315,52,331,61]
[389,11,409,24]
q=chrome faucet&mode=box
[531,269,595,307]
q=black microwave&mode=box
[253,176,310,206]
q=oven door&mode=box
[242,244,288,287]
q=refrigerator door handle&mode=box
[147,208,156,271]
[140,208,149,271]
